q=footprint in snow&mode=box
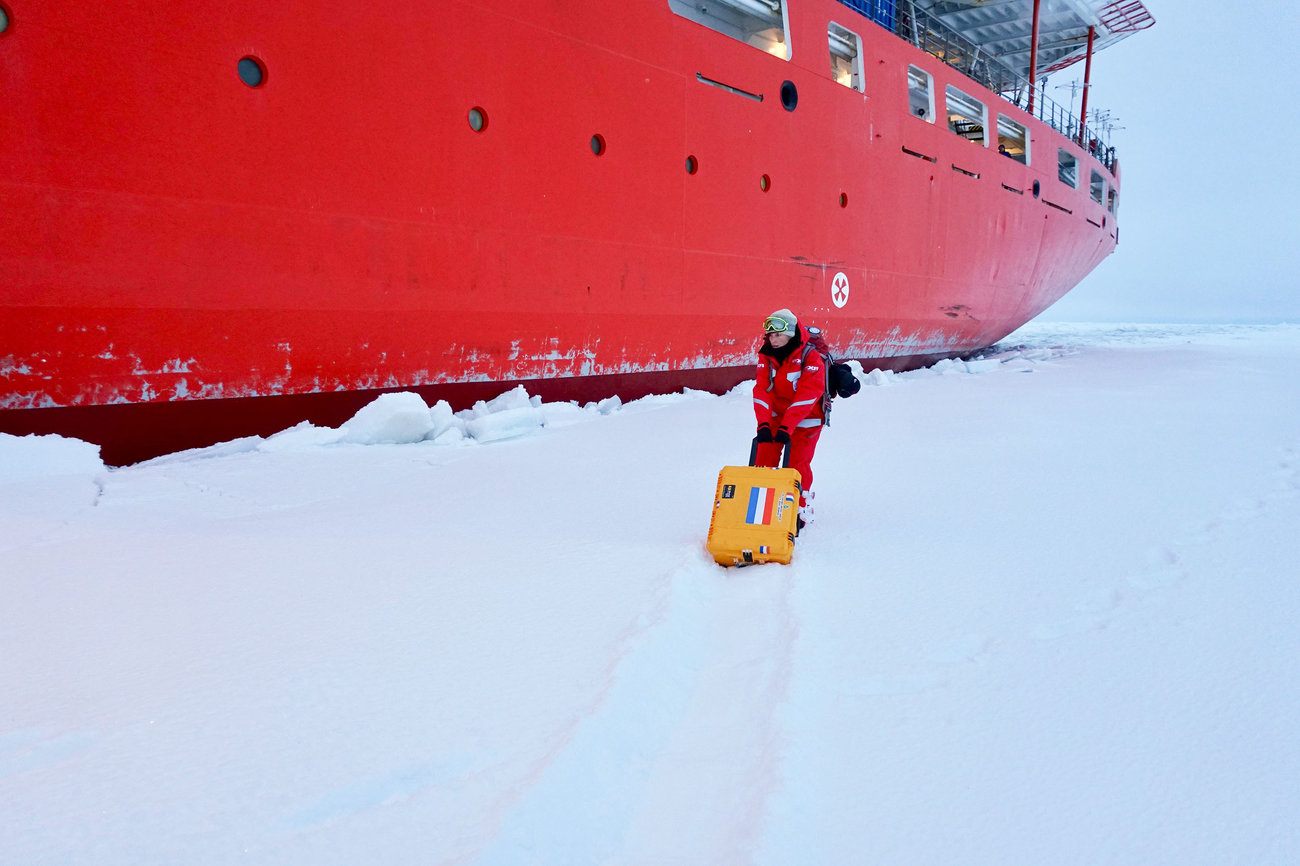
[1176,518,1220,546]
[1125,546,1186,593]
[1073,586,1122,615]
[1220,497,1266,522]
[1031,586,1123,642]
[1269,450,1300,500]
[927,634,993,665]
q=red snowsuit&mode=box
[753,331,826,506]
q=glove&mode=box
[774,428,791,445]
[755,424,775,443]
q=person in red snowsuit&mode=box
[753,309,825,516]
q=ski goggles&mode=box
[763,316,793,334]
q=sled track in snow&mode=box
[475,547,798,863]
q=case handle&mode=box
[749,435,791,468]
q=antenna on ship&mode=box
[1089,108,1125,147]
[1055,80,1085,118]
[1089,108,1124,135]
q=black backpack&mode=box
[828,358,861,399]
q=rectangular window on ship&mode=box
[996,114,1028,164]
[828,22,864,92]
[1058,148,1078,187]
[945,85,987,146]
[908,65,934,122]
[668,0,790,60]
[1107,185,1119,215]
[1090,169,1105,204]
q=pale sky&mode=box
[1039,1,1300,322]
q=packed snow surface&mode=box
[3,322,1299,865]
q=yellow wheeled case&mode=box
[706,438,802,567]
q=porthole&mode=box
[0,5,11,35]
[686,155,699,175]
[780,80,798,112]
[590,134,607,156]
[468,107,488,132]
[760,174,772,192]
[237,56,266,88]
[839,192,849,208]
[1032,179,1041,199]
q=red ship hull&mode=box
[1,0,1121,463]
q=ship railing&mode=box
[855,0,1117,173]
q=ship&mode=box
[0,0,1154,464]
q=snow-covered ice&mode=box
[3,322,1299,864]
